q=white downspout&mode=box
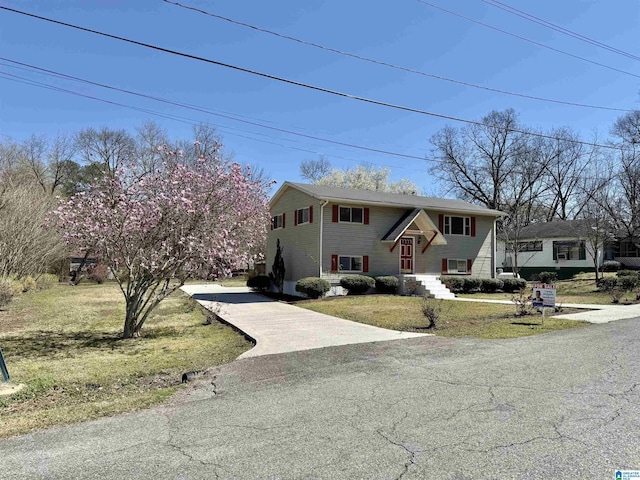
[319,200,329,277]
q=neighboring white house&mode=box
[496,219,604,280]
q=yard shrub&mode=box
[374,276,399,294]
[618,275,638,292]
[421,296,444,329]
[597,277,617,292]
[502,277,527,293]
[35,273,59,290]
[295,277,331,299]
[601,261,622,272]
[87,264,108,284]
[537,271,558,284]
[616,269,638,278]
[246,274,271,292]
[0,277,18,308]
[480,278,504,293]
[339,275,375,295]
[441,276,465,293]
[462,277,481,293]
[20,275,37,293]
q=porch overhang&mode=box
[381,208,447,246]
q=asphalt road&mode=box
[2,318,639,479]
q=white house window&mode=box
[448,259,468,274]
[553,241,586,261]
[339,255,362,272]
[339,206,364,223]
[444,216,471,236]
[506,241,543,252]
[296,207,310,225]
[271,214,284,230]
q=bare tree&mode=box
[300,155,332,183]
[75,127,136,175]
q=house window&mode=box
[444,216,471,236]
[507,241,543,252]
[271,214,284,230]
[296,207,310,225]
[447,259,468,274]
[339,206,364,224]
[339,255,362,272]
[553,241,586,261]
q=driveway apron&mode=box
[181,284,427,358]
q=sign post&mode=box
[0,348,9,382]
[532,283,556,324]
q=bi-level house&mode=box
[267,182,504,296]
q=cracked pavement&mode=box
[1,318,639,479]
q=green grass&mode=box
[0,282,251,439]
[297,295,587,339]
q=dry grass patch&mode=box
[297,295,587,339]
[0,283,251,439]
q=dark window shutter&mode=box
[309,206,313,223]
[442,258,448,274]
[579,241,586,260]
[331,254,338,272]
[270,218,273,231]
[364,208,370,225]
[439,214,444,232]
[294,210,298,226]
[282,213,286,229]
[552,242,558,261]
[471,217,476,237]
[363,255,369,273]
[467,259,473,275]
[332,205,339,222]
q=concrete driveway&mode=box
[181,284,427,358]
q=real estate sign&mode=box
[532,283,556,308]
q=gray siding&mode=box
[267,188,321,281]
[322,204,496,279]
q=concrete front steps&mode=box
[400,274,456,299]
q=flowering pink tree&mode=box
[53,147,271,338]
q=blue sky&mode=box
[1,0,639,196]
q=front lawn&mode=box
[297,295,587,339]
[0,283,251,439]
[458,272,631,305]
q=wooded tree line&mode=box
[0,122,253,280]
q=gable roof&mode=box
[517,219,591,239]
[271,182,505,217]
[381,208,447,245]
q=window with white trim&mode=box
[339,206,364,223]
[296,207,310,225]
[448,259,468,274]
[339,255,362,272]
[271,214,284,230]
[444,216,471,236]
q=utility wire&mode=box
[0,57,428,162]
[0,5,622,151]
[163,0,630,114]
[483,0,640,63]
[0,68,431,173]
[417,0,640,80]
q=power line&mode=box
[483,0,640,63]
[0,5,621,151]
[0,57,428,162]
[0,68,432,173]
[162,0,630,114]
[417,0,640,80]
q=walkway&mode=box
[181,284,427,359]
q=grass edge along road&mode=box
[0,282,252,439]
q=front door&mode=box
[400,237,414,274]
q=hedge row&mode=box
[441,276,527,293]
